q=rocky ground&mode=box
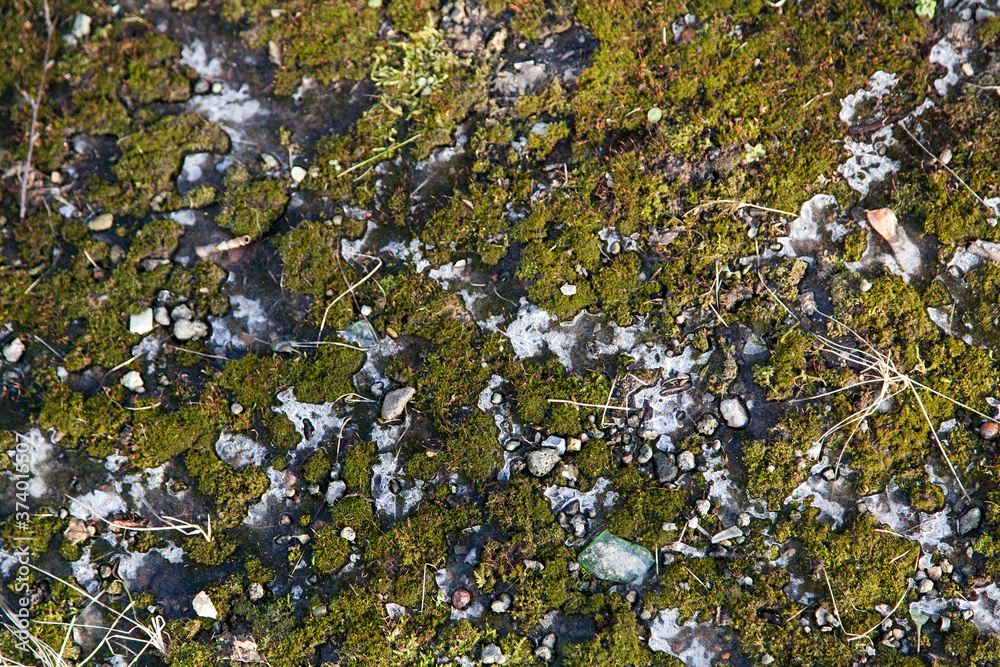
[4,0,1000,665]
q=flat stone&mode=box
[326,480,346,504]
[173,319,208,341]
[960,507,982,535]
[88,212,113,231]
[712,526,743,543]
[541,435,566,455]
[490,592,512,613]
[381,386,415,421]
[481,644,506,665]
[526,448,561,477]
[129,308,154,335]
[120,371,144,393]
[566,437,582,452]
[560,284,577,296]
[577,530,654,583]
[192,591,217,619]
[2,337,25,363]
[720,397,749,429]
[653,452,678,483]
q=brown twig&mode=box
[20,0,56,219]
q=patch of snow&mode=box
[245,466,287,527]
[70,488,127,520]
[180,40,223,78]
[71,546,100,594]
[169,210,198,227]
[649,608,721,667]
[839,71,898,124]
[272,387,345,451]
[543,477,617,512]
[187,84,265,143]
[929,39,968,96]
[776,194,845,258]
[476,375,522,482]
[785,468,852,528]
[861,479,953,554]
[230,295,269,337]
[180,153,210,184]
[838,127,900,198]
[370,417,421,521]
[215,432,268,469]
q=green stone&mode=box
[577,530,655,583]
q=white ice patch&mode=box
[930,39,968,97]
[784,463,853,528]
[7,429,54,498]
[245,466,287,527]
[122,464,169,508]
[169,209,198,227]
[543,477,617,512]
[115,542,185,587]
[187,84,265,143]
[648,608,721,667]
[498,305,574,367]
[215,432,268,469]
[272,387,346,452]
[180,40,223,78]
[370,417,422,521]
[838,127,900,198]
[861,479,953,554]
[71,546,100,595]
[180,153,210,184]
[104,452,129,472]
[776,194,845,259]
[230,295,269,337]
[476,375,522,482]
[342,220,376,261]
[382,238,430,273]
[70,488,127,520]
[839,71,899,124]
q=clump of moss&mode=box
[216,161,289,239]
[302,449,331,483]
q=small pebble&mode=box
[231,403,244,415]
[3,337,26,363]
[981,421,999,440]
[636,444,653,464]
[120,370,144,393]
[340,526,356,542]
[88,213,114,231]
[677,451,696,472]
[918,579,934,594]
[694,499,711,516]
[174,319,208,341]
[248,582,265,601]
[490,592,512,613]
[560,284,577,296]
[452,589,472,610]
[491,391,503,405]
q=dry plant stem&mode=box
[759,270,984,499]
[316,258,383,343]
[20,0,55,220]
[546,398,637,411]
[685,199,798,219]
[67,495,213,542]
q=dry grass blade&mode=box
[758,270,992,498]
[66,495,213,542]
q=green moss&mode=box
[216,161,289,239]
[302,449,331,483]
[312,523,351,573]
[343,440,377,492]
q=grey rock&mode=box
[340,526,356,542]
[381,387,415,421]
[248,582,265,601]
[171,304,194,321]
[481,644,506,665]
[541,435,566,455]
[720,397,749,429]
[526,448,561,477]
[174,319,208,341]
[654,452,678,483]
[490,592,512,613]
[88,213,113,231]
[636,444,653,464]
[534,646,553,662]
[2,337,25,363]
[960,507,982,535]
[918,578,934,594]
[326,480,347,504]
[694,499,711,516]
[677,450,696,472]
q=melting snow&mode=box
[649,608,722,667]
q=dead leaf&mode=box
[64,518,90,546]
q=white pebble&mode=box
[560,284,577,296]
[120,371,144,393]
[291,166,307,183]
[2,337,25,363]
[129,308,154,335]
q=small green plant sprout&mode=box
[647,107,663,123]
[743,142,766,164]
[67,495,213,543]
[0,564,169,667]
[371,19,460,117]
[761,277,993,499]
[915,0,936,18]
